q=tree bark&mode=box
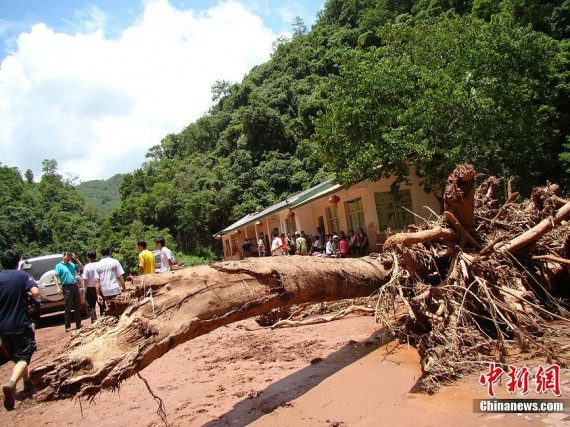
[383,226,458,250]
[30,256,389,400]
[443,163,475,227]
[498,201,570,253]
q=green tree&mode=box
[472,0,501,20]
[211,80,231,102]
[41,159,59,176]
[292,16,308,36]
[312,16,566,197]
[24,169,34,184]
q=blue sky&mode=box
[0,0,325,181]
[0,0,325,58]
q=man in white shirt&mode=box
[81,250,101,324]
[94,247,125,309]
[271,231,283,256]
[325,235,334,255]
[154,237,175,273]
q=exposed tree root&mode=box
[374,164,570,393]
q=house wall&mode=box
[221,233,241,261]
[294,206,315,235]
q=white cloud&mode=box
[0,0,277,181]
[66,5,109,33]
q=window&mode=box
[375,190,415,231]
[347,198,365,232]
[326,205,340,235]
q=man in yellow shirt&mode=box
[137,240,155,275]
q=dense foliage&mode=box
[2,0,568,270]
[313,15,567,196]
[76,174,124,214]
[0,162,102,259]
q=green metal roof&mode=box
[215,179,338,237]
[289,180,341,209]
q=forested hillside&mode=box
[0,160,102,258]
[0,162,170,272]
[76,174,124,214]
[2,0,568,274]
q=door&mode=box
[318,216,325,234]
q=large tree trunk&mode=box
[31,257,389,400]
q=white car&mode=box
[19,254,86,321]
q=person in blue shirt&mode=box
[0,249,40,411]
[54,251,83,332]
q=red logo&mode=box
[479,363,504,398]
[480,364,561,398]
[536,364,561,396]
[506,365,530,395]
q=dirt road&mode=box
[1,313,568,426]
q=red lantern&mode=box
[329,194,340,206]
[285,211,295,219]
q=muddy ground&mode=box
[1,312,569,426]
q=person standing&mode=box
[271,231,283,256]
[241,240,253,257]
[316,227,325,248]
[356,227,369,256]
[300,231,310,251]
[82,250,102,324]
[295,231,307,255]
[95,247,126,309]
[348,230,358,257]
[137,240,155,275]
[286,232,296,255]
[54,251,83,332]
[0,249,40,410]
[280,233,288,255]
[154,237,175,273]
[257,233,266,257]
[339,235,349,257]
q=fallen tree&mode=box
[30,164,569,399]
[30,257,389,400]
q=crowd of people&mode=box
[248,227,370,258]
[0,237,177,410]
